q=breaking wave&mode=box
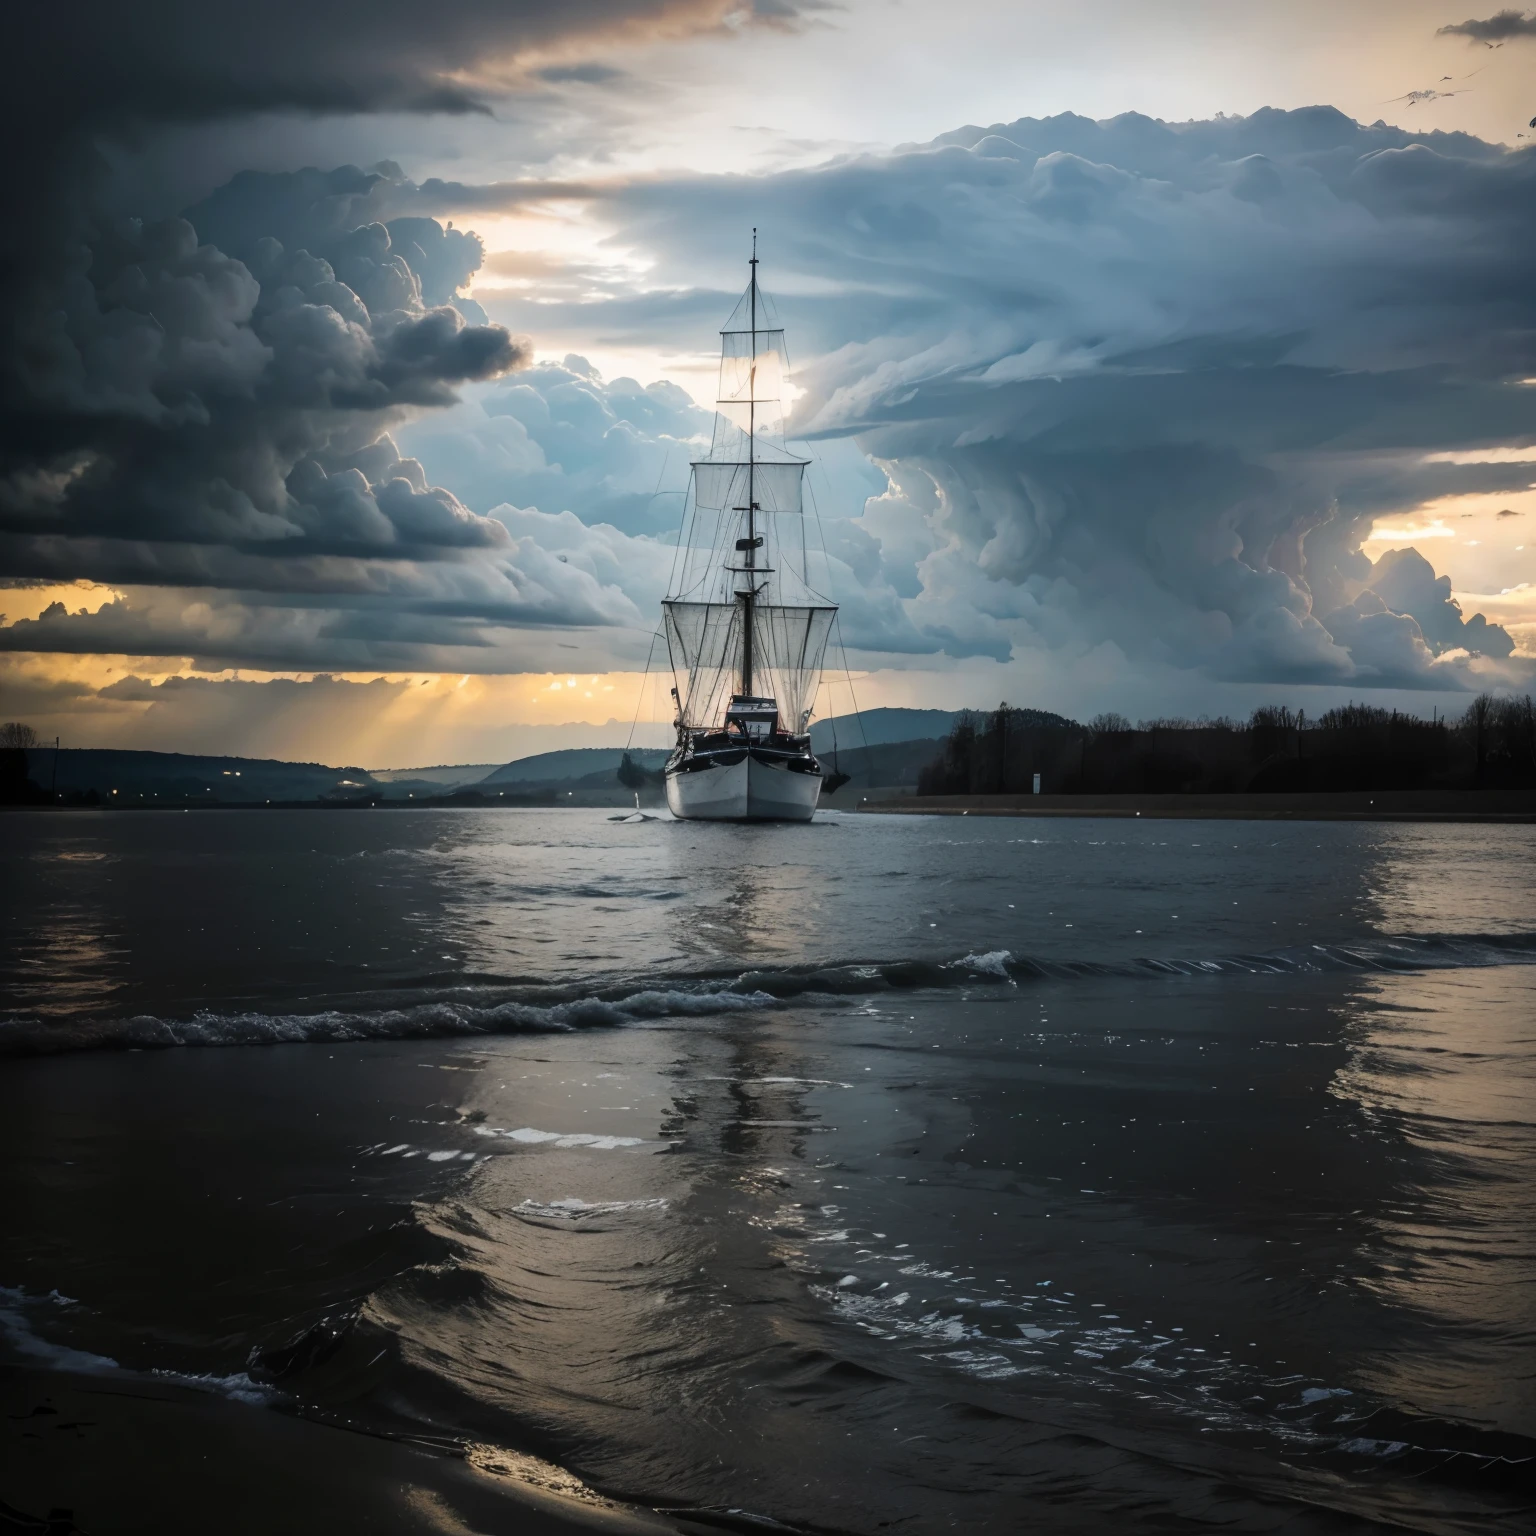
[4,929,1534,1057]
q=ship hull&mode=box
[666,751,821,822]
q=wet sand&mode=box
[0,1367,691,1536]
[855,789,1536,820]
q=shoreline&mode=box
[0,1365,700,1536]
[0,793,669,813]
[850,790,1536,822]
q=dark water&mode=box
[2,808,1534,1532]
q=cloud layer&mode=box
[0,163,671,673]
[6,96,1536,738]
[510,105,1536,691]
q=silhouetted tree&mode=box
[1497,695,1536,776]
[1088,713,1131,735]
[916,695,1536,796]
[1464,694,1496,781]
[0,722,43,804]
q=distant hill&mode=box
[809,708,960,751]
[481,747,670,787]
[27,749,376,805]
[14,709,1077,810]
[369,764,500,786]
[815,737,951,800]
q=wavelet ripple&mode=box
[4,929,1534,1058]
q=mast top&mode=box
[751,227,757,267]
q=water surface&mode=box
[2,809,1532,1532]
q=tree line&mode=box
[916,696,1536,796]
[0,722,50,804]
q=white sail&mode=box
[691,460,805,516]
[715,327,791,440]
[662,600,741,729]
[753,604,835,732]
[663,599,835,735]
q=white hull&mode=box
[666,753,821,821]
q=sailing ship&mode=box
[662,238,836,822]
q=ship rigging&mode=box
[661,236,835,821]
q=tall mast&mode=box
[741,230,757,698]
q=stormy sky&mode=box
[4,0,1536,765]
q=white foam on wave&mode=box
[0,1287,118,1375]
[0,1287,278,1406]
[949,950,1013,979]
[794,1217,1421,1461]
[3,985,783,1057]
[368,1142,485,1163]
[151,1368,277,1406]
[514,1197,669,1220]
[475,1126,649,1151]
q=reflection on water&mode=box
[5,811,1534,1041]
[1333,967,1536,1434]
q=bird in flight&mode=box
[1382,88,1466,106]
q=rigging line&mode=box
[785,410,845,600]
[664,458,697,599]
[653,449,670,496]
[800,490,808,600]
[800,473,836,605]
[625,627,663,752]
[832,612,871,758]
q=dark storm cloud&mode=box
[2,190,525,561]
[0,544,653,670]
[1437,10,1536,42]
[0,167,671,670]
[0,0,826,674]
[539,106,1535,688]
[11,1,784,135]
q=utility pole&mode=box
[51,737,59,801]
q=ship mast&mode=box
[741,230,758,699]
[664,240,831,743]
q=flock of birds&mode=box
[1382,61,1486,110]
[1379,44,1535,141]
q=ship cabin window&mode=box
[725,697,780,742]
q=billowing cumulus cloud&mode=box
[505,105,1536,693]
[398,354,714,536]
[1,193,528,571]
